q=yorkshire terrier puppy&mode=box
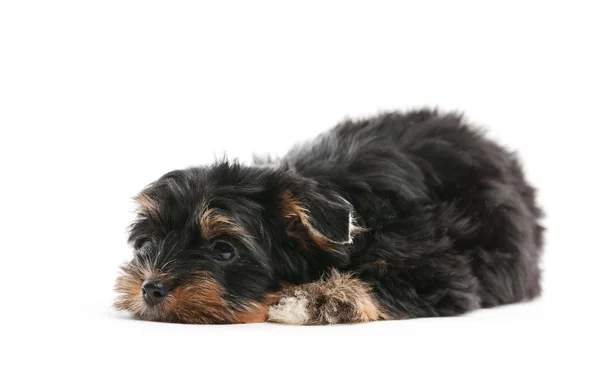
[114,109,543,324]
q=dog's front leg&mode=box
[267,269,388,325]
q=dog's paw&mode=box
[267,270,387,325]
[268,292,311,325]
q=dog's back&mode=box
[284,109,543,308]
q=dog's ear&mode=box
[281,187,362,249]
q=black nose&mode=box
[142,279,171,305]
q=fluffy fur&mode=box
[114,109,543,324]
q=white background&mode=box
[1,1,598,386]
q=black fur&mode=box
[123,108,543,322]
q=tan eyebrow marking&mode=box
[199,207,249,240]
[134,193,160,217]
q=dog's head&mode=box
[114,162,362,323]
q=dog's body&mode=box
[115,109,543,324]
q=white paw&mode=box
[268,295,309,325]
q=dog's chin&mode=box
[130,300,192,324]
[115,293,225,324]
[118,297,271,325]
[132,302,167,322]
[113,287,168,322]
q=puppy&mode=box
[114,109,543,324]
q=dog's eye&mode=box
[212,241,235,260]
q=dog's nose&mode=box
[142,279,171,305]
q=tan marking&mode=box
[375,259,387,265]
[114,264,145,312]
[199,207,249,241]
[348,212,367,240]
[134,193,159,217]
[268,269,389,325]
[164,273,231,323]
[281,190,337,251]
[234,293,279,323]
[114,264,272,324]
[281,190,365,251]
[232,300,271,324]
[114,262,174,321]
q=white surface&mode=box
[1,1,598,386]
